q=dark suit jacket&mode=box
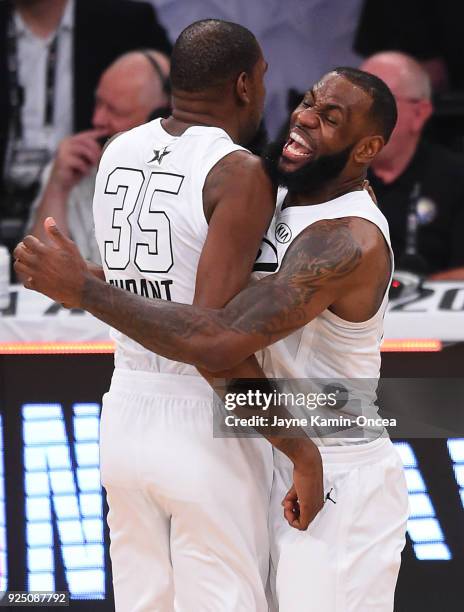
[0,0,172,187]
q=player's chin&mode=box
[278,156,309,174]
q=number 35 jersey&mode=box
[93,118,245,375]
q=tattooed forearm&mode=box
[217,218,363,339]
[81,218,363,371]
[81,277,229,368]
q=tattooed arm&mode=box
[15,214,389,529]
[14,216,389,372]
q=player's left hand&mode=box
[14,217,90,309]
[282,445,324,530]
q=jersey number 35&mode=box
[99,167,184,274]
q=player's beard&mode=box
[263,140,354,194]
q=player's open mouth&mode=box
[282,130,314,162]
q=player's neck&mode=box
[15,0,68,39]
[167,96,241,143]
[287,175,365,207]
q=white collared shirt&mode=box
[13,0,74,154]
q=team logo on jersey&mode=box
[147,146,171,165]
[254,237,279,272]
[275,222,292,244]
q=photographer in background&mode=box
[361,52,464,279]
[26,51,171,265]
[0,0,171,255]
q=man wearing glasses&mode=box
[361,51,464,279]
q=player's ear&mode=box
[235,71,250,105]
[353,135,384,165]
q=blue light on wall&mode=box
[9,409,461,599]
[448,439,464,509]
[394,441,451,561]
[23,403,105,599]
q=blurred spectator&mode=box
[0,0,171,253]
[26,51,171,265]
[355,0,464,93]
[361,52,464,279]
[141,0,364,137]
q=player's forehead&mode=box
[308,73,372,113]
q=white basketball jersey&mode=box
[253,188,394,445]
[93,118,245,375]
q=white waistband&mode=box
[317,435,394,466]
[109,368,213,401]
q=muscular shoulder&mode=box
[203,150,275,222]
[279,217,390,288]
[205,150,270,191]
[347,216,389,257]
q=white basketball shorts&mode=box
[99,369,273,612]
[269,436,409,612]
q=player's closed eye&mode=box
[325,115,338,126]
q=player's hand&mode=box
[50,129,108,192]
[282,442,324,530]
[14,218,90,309]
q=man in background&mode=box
[361,52,464,278]
[27,51,170,264]
[0,0,171,253]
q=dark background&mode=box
[0,345,463,611]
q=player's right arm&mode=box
[192,150,324,530]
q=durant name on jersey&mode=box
[108,278,173,301]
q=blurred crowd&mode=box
[2,0,464,280]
